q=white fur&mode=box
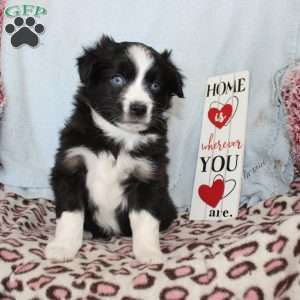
[91,108,158,150]
[117,122,147,133]
[122,45,154,124]
[45,211,84,261]
[117,150,155,180]
[129,210,164,264]
[66,147,154,234]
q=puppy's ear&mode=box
[98,35,115,48]
[77,48,97,84]
[161,49,185,99]
[77,35,116,84]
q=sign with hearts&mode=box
[190,71,249,220]
[198,177,225,208]
[208,104,232,129]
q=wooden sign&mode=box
[190,71,249,220]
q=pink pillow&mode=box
[281,64,300,177]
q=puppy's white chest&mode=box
[67,147,154,233]
[86,152,129,233]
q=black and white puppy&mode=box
[45,35,184,264]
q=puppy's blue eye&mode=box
[150,82,160,92]
[111,75,126,87]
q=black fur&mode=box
[51,35,184,239]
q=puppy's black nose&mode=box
[129,102,147,117]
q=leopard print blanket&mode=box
[1,188,300,299]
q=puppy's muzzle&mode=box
[129,102,147,118]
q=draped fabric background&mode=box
[0,1,6,118]
[0,0,299,208]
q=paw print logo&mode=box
[5,17,45,48]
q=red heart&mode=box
[208,104,233,129]
[198,179,225,208]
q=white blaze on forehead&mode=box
[128,45,154,81]
[123,45,154,118]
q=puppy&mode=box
[45,35,184,264]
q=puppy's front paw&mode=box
[45,241,79,262]
[134,247,164,264]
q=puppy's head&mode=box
[77,35,184,133]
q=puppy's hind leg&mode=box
[45,210,84,262]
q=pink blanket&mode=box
[281,64,300,174]
[1,185,300,299]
